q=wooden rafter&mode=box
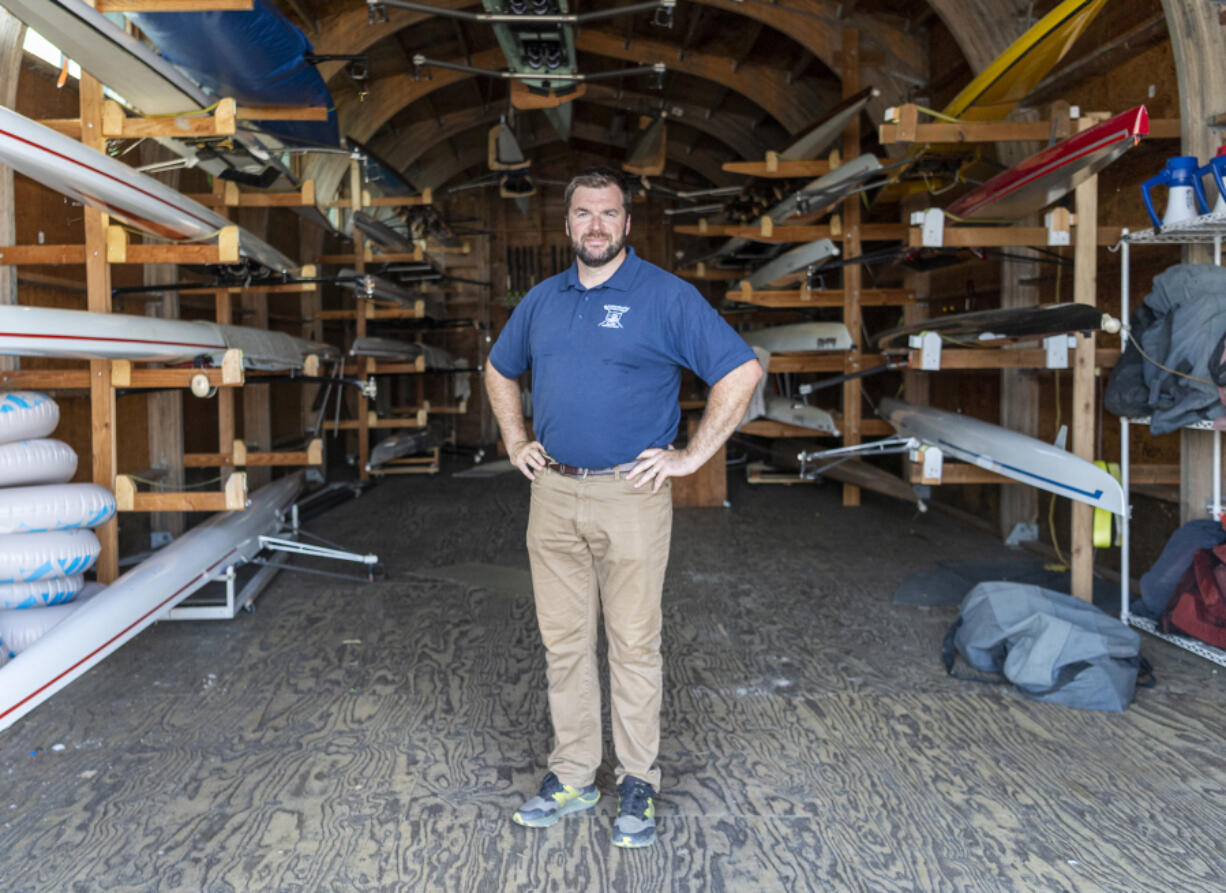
[728,21,765,74]
[411,120,737,191]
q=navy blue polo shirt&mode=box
[489,247,755,468]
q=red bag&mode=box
[1162,542,1226,648]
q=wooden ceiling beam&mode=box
[729,21,765,74]
[312,0,922,89]
[678,6,705,61]
[409,120,737,192]
[577,28,829,133]
[372,96,762,175]
[339,39,834,147]
[311,0,922,123]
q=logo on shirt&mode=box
[599,304,630,329]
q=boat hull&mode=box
[0,474,302,731]
[763,396,839,435]
[0,306,330,369]
[946,106,1148,221]
[0,106,297,273]
[742,240,840,290]
[880,398,1124,515]
[744,322,853,353]
[873,303,1108,353]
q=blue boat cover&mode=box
[130,0,338,149]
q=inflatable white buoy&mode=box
[0,392,58,445]
[0,573,86,610]
[0,483,116,533]
[0,529,100,583]
[0,438,77,487]
[0,582,101,660]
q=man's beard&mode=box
[572,227,626,267]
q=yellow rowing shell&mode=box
[946,0,1112,122]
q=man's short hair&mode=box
[564,167,632,214]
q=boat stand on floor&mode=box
[169,503,382,621]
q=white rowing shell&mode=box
[0,305,332,369]
[880,398,1125,515]
[0,106,297,273]
[763,395,840,435]
[0,474,301,731]
[743,322,853,353]
[742,240,840,290]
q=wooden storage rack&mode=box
[315,162,469,477]
[0,77,331,580]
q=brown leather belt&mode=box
[547,461,636,478]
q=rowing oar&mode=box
[796,360,907,395]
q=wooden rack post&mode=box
[350,159,372,480]
[81,72,119,583]
[1069,153,1099,602]
[840,27,863,507]
[887,109,1118,601]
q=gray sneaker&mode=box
[611,776,656,847]
[512,772,600,828]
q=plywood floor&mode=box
[2,467,1224,892]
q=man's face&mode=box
[565,184,630,267]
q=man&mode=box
[484,167,761,848]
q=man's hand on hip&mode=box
[510,439,548,480]
[627,446,698,493]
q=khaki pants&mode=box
[526,467,673,791]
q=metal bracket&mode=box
[367,0,389,23]
[652,0,676,27]
[912,443,944,484]
[1044,209,1071,246]
[304,53,370,83]
[910,330,941,370]
[412,54,664,84]
[797,435,917,479]
[384,0,672,24]
[911,207,944,247]
[1005,522,1039,546]
[1043,333,1075,369]
[258,535,379,566]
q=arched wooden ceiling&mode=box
[282,0,936,200]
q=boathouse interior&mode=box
[2,0,1225,888]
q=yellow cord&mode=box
[1123,328,1218,388]
[143,100,222,119]
[117,222,231,245]
[943,209,1014,226]
[910,104,963,124]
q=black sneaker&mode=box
[512,771,600,828]
[611,776,656,847]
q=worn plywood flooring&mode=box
[1,466,1224,891]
